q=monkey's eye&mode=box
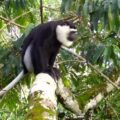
[70,31,77,34]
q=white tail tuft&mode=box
[0,70,24,97]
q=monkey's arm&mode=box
[0,71,24,97]
[48,53,61,80]
[49,53,57,68]
[49,50,58,68]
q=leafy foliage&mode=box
[59,0,120,119]
[0,0,120,119]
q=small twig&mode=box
[62,46,120,90]
[88,63,119,89]
[0,10,33,32]
[43,6,59,11]
[40,0,43,23]
[0,16,25,29]
[57,59,85,65]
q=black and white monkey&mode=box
[0,20,77,96]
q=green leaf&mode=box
[24,23,35,37]
[103,11,108,29]
[14,0,19,9]
[63,78,71,88]
[20,0,26,8]
[103,45,112,62]
[93,45,105,64]
[83,0,89,15]
[113,45,120,54]
[70,70,79,87]
[76,5,81,16]
[5,0,10,9]
[60,0,72,13]
[118,0,120,9]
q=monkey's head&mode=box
[56,21,77,47]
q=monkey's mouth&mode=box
[68,31,77,41]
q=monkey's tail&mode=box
[0,70,24,97]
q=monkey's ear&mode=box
[64,21,69,24]
[62,21,76,29]
[60,20,69,26]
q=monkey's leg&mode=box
[31,47,48,74]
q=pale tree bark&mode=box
[82,76,120,120]
[56,79,82,116]
[26,73,83,120]
[84,76,120,113]
[26,72,120,120]
[26,73,57,120]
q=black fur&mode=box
[22,20,76,78]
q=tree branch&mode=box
[40,0,43,23]
[62,46,120,90]
[0,10,33,32]
[84,76,120,112]
[0,16,25,28]
[27,73,57,119]
[56,79,83,116]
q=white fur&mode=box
[56,25,77,47]
[70,28,77,32]
[0,71,24,96]
[24,45,33,72]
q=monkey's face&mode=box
[56,21,77,47]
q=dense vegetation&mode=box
[0,0,120,119]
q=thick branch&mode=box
[56,79,83,116]
[27,73,57,120]
[84,76,120,112]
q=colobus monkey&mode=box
[0,20,77,96]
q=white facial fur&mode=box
[56,25,77,47]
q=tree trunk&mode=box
[26,73,57,120]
